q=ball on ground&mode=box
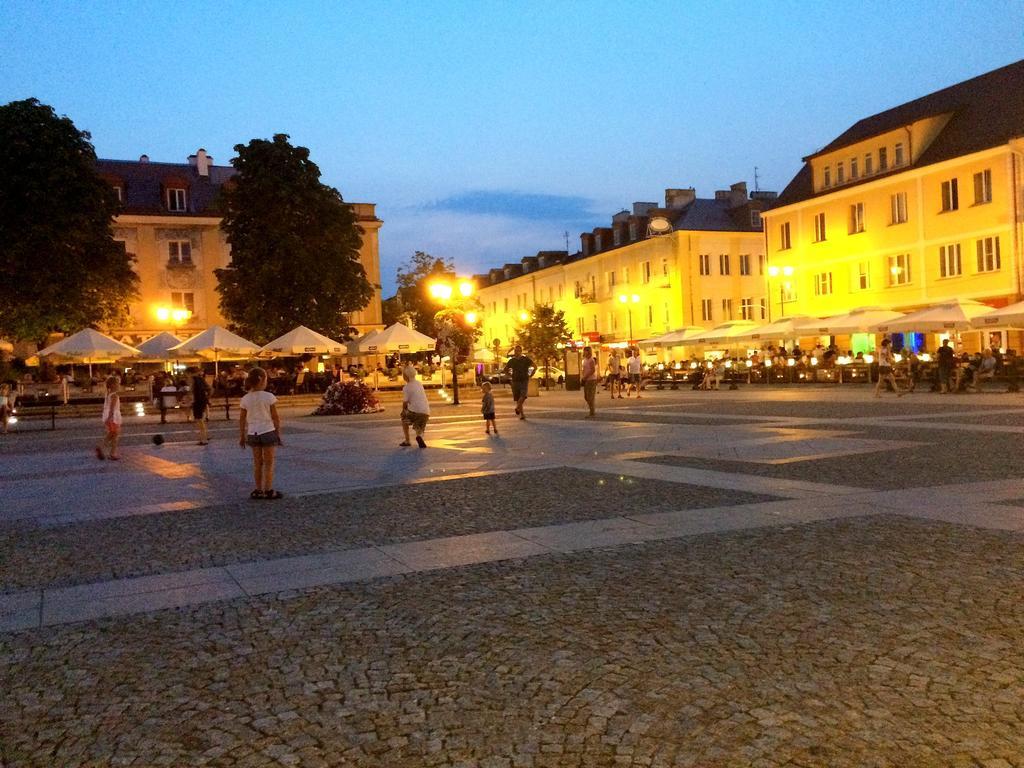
[152,434,164,446]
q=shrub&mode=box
[312,380,382,416]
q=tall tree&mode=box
[392,251,453,338]
[0,98,138,343]
[516,304,573,386]
[215,134,373,343]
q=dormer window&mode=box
[836,162,845,185]
[850,157,858,180]
[750,210,762,228]
[112,185,124,204]
[894,143,905,166]
[864,153,873,175]
[879,147,888,171]
[629,221,638,241]
[167,188,187,212]
[823,167,831,188]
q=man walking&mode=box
[626,348,643,398]
[607,349,623,399]
[504,345,535,420]
[937,338,955,393]
[581,346,599,417]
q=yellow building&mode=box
[97,149,383,343]
[763,59,1024,351]
[475,183,772,353]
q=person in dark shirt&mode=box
[504,345,534,420]
[936,339,955,393]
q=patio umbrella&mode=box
[687,320,760,345]
[972,299,1024,330]
[36,328,142,378]
[362,322,436,355]
[638,327,704,347]
[260,325,346,356]
[870,299,993,333]
[136,331,185,361]
[796,307,905,335]
[169,325,261,375]
[351,329,382,355]
[739,315,822,343]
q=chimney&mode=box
[729,181,748,208]
[139,154,150,163]
[632,202,657,216]
[195,148,212,177]
[665,188,696,209]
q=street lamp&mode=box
[618,293,640,342]
[428,279,477,406]
[766,266,794,318]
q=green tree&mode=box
[215,134,373,342]
[516,304,573,386]
[392,251,454,338]
[0,98,138,343]
[434,298,483,367]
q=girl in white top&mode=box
[95,375,122,460]
[238,367,283,499]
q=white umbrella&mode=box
[972,299,1024,330]
[638,327,704,347]
[37,328,141,378]
[688,320,760,345]
[740,315,822,343]
[361,322,436,354]
[169,325,261,375]
[136,331,185,361]
[871,299,992,333]
[351,329,383,355]
[797,307,905,336]
[260,325,346,356]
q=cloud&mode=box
[426,190,598,223]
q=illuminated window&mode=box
[721,298,733,320]
[701,299,713,322]
[888,253,912,286]
[759,298,767,319]
[739,254,751,276]
[976,237,1001,272]
[890,192,908,224]
[855,261,870,290]
[878,147,888,171]
[939,243,961,278]
[848,203,865,234]
[699,254,711,276]
[894,143,905,166]
[740,298,754,320]
[779,222,791,250]
[941,179,959,212]
[813,213,826,242]
[864,153,873,176]
[168,240,192,264]
[973,169,992,204]
[167,188,186,212]
[719,254,730,276]
[112,185,124,203]
[814,272,833,296]
[170,292,195,313]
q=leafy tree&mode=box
[516,304,573,386]
[0,98,138,343]
[392,251,453,337]
[434,298,483,368]
[215,134,373,342]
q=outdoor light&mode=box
[894,354,903,363]
[689,361,697,369]
[134,402,146,417]
[767,266,779,277]
[782,266,794,277]
[674,362,682,369]
[657,363,664,370]
[786,358,796,367]
[745,360,753,368]
[429,282,453,300]
[171,309,190,323]
[458,281,474,297]
[864,354,875,363]
[518,311,529,322]
[464,311,478,325]
[155,307,170,322]
[810,357,818,366]
[765,359,773,367]
[919,353,932,362]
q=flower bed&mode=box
[312,381,383,415]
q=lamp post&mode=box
[429,279,476,406]
[618,293,640,343]
[766,266,794,319]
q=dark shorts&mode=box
[629,373,641,384]
[608,373,620,380]
[482,412,495,421]
[246,430,280,447]
[192,401,208,419]
[879,366,893,375]
[401,410,429,432]
[511,381,528,401]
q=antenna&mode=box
[564,231,570,253]
[754,166,760,192]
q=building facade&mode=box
[762,59,1024,350]
[475,183,773,352]
[96,150,383,343]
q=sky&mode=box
[2,0,1023,295]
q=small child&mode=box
[481,381,498,435]
[95,375,122,460]
[238,367,283,499]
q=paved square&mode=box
[1,386,1023,766]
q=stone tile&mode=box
[41,581,245,626]
[43,567,235,607]
[234,556,411,597]
[379,530,551,570]
[511,517,671,553]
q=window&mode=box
[759,298,767,319]
[647,305,653,325]
[699,254,711,276]
[779,222,791,250]
[888,253,912,286]
[740,298,754,320]
[758,254,765,275]
[850,157,858,180]
[577,318,584,336]
[719,254,730,276]
[623,267,630,284]
[573,281,582,298]
[894,143,905,166]
[721,298,733,321]
[823,166,831,188]
[976,237,1001,272]
[112,185,124,203]
[739,254,751,275]
[781,282,796,303]
[939,243,962,278]
[503,298,508,312]
[890,192,908,224]
[170,292,195,314]
[613,229,623,246]
[878,147,888,171]
[750,210,762,228]
[168,240,192,264]
[849,202,864,234]
[607,271,616,289]
[855,261,870,290]
[629,221,638,241]
[837,162,845,184]
[661,257,669,276]
[167,188,186,212]
[701,299,713,322]
[864,153,873,176]
[641,261,651,284]
[814,272,833,296]
[594,234,603,251]
[974,169,992,204]
[813,212,826,242]
[663,302,670,325]
[941,179,959,212]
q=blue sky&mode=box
[2,0,1023,294]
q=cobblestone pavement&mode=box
[2,387,1024,766]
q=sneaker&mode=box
[416,435,426,448]
[399,441,411,447]
[94,446,105,461]
[519,413,526,420]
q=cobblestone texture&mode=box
[4,515,1024,767]
[0,468,776,593]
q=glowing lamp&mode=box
[765,359,773,367]
[725,360,732,369]
[745,360,753,368]
[782,266,794,277]
[767,266,779,277]
[429,283,453,300]
[155,307,170,322]
[894,354,903,363]
[810,357,818,366]
[864,354,875,364]
[458,281,474,297]
[919,353,932,362]
[464,311,478,325]
[786,358,796,367]
[689,361,697,369]
[518,311,529,322]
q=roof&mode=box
[669,198,757,232]
[96,159,233,216]
[777,58,1024,207]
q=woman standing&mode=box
[95,375,122,460]
[581,346,599,418]
[238,367,283,499]
[191,368,211,445]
